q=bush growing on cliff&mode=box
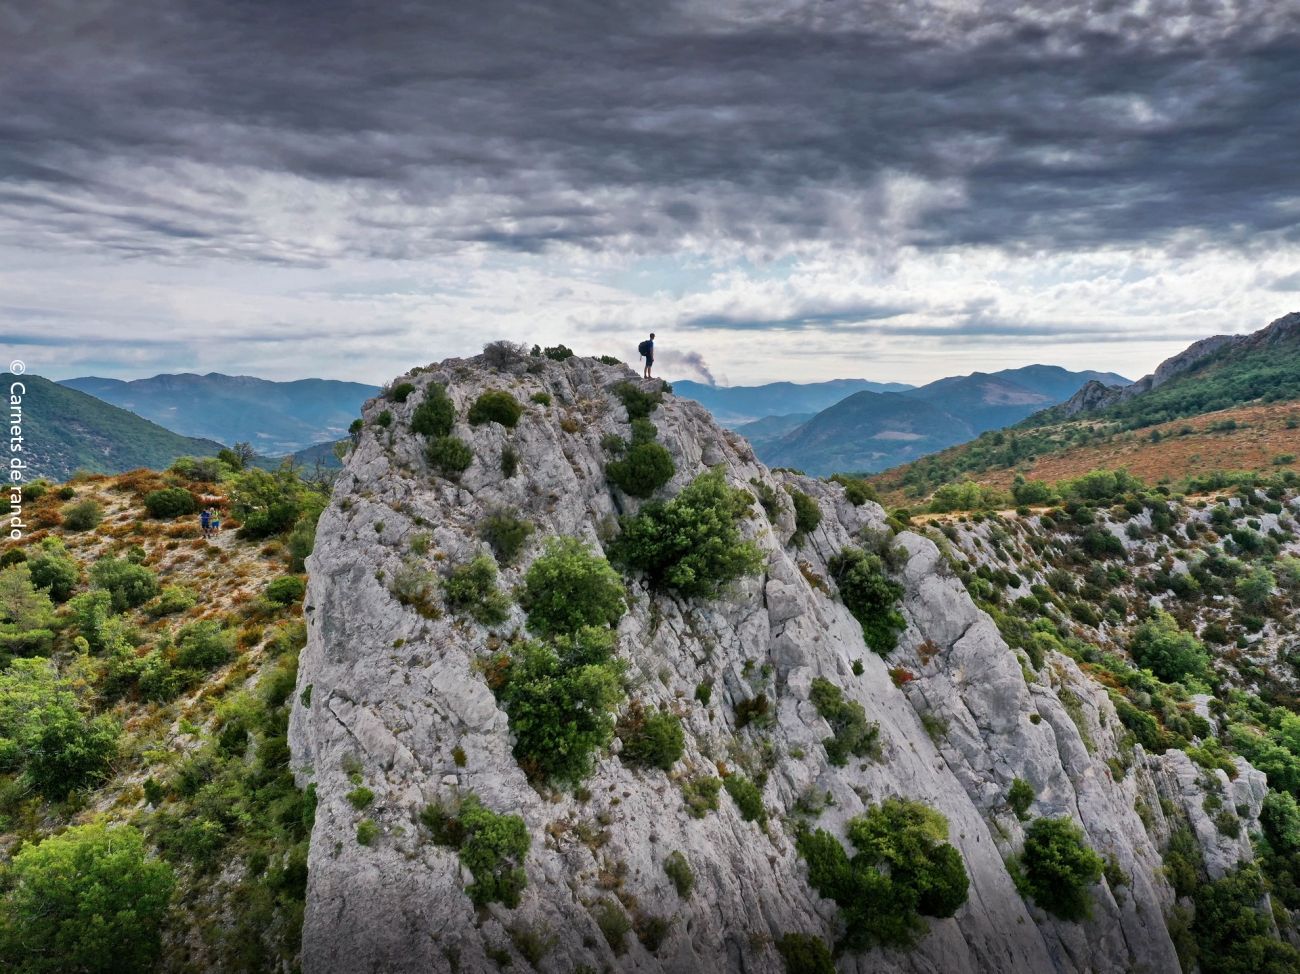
[609,469,763,598]
[1013,817,1104,920]
[723,773,766,824]
[426,436,474,477]
[809,677,880,765]
[489,630,624,783]
[422,794,531,907]
[1258,791,1300,909]
[617,702,684,771]
[1192,863,1300,974]
[775,933,836,974]
[606,441,675,497]
[229,465,317,539]
[468,390,523,429]
[612,381,662,420]
[444,555,511,625]
[520,538,625,637]
[478,508,534,564]
[1007,778,1035,820]
[829,547,906,655]
[789,488,821,538]
[410,384,455,438]
[796,797,968,950]
[0,822,175,973]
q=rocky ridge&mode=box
[290,351,1271,973]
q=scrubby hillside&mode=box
[872,311,1300,505]
[0,458,326,972]
[290,344,1299,974]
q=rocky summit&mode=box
[289,347,1273,973]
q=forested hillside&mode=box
[0,455,329,971]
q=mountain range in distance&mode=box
[742,365,1131,476]
[61,372,379,457]
[671,377,912,425]
[11,375,224,483]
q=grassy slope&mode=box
[15,376,223,482]
[872,399,1300,508]
[1,468,310,971]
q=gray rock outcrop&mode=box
[289,352,1259,973]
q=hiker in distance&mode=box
[638,333,655,379]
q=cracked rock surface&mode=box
[290,353,1258,973]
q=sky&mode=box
[2,0,1299,388]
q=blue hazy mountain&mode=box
[672,378,913,425]
[760,365,1130,475]
[61,372,378,455]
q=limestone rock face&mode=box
[290,353,1250,973]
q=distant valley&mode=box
[722,365,1129,476]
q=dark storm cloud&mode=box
[1,0,1298,262]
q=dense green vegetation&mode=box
[444,555,511,625]
[809,676,880,765]
[410,384,455,438]
[520,538,625,637]
[609,469,764,597]
[467,390,523,428]
[0,822,175,973]
[606,439,675,497]
[828,547,906,655]
[1014,817,1104,920]
[144,486,197,518]
[775,933,836,974]
[617,702,685,771]
[789,488,821,538]
[422,794,531,907]
[425,435,474,477]
[796,798,968,950]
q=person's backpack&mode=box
[638,339,652,358]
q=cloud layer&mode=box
[1,0,1298,384]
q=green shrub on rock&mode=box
[775,933,836,974]
[609,469,763,598]
[520,538,624,637]
[410,385,455,438]
[1008,778,1035,821]
[444,555,511,625]
[422,794,531,907]
[612,381,662,419]
[724,773,766,825]
[468,390,523,428]
[617,703,684,771]
[1014,816,1104,921]
[426,436,474,477]
[796,797,968,951]
[664,850,694,898]
[490,629,624,784]
[789,488,821,538]
[809,677,880,765]
[478,508,534,564]
[829,547,906,655]
[606,441,675,497]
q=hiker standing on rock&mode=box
[639,333,655,379]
